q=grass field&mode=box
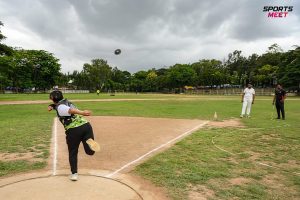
[0,93,179,101]
[0,93,299,199]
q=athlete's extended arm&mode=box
[68,108,91,116]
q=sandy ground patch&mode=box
[51,116,207,174]
[188,185,215,200]
[229,177,251,185]
[0,152,43,162]
[207,118,244,128]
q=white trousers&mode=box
[241,99,253,115]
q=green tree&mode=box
[253,64,278,87]
[278,47,300,89]
[225,50,247,86]
[192,59,226,87]
[0,21,13,92]
[167,64,196,89]
[131,70,147,92]
[257,44,282,68]
[0,21,13,56]
[1,49,60,92]
[110,67,131,90]
[82,59,112,91]
[155,68,169,92]
[0,55,12,91]
[267,43,283,54]
[56,72,69,88]
[29,50,61,90]
[146,70,158,92]
[245,53,259,83]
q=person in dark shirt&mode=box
[272,84,287,120]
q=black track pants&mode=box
[276,102,285,119]
[66,123,95,174]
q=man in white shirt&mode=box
[240,83,255,118]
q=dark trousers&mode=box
[66,123,95,174]
[276,101,285,119]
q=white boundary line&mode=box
[105,121,209,178]
[52,117,58,176]
[211,137,235,155]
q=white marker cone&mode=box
[214,111,218,120]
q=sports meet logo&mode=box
[263,1,294,18]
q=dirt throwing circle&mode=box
[0,174,143,200]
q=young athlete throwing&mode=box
[48,90,100,181]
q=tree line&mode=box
[1,21,299,93]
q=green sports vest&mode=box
[55,99,88,131]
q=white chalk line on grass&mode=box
[105,121,209,178]
[211,137,235,155]
[52,117,58,176]
[211,129,300,176]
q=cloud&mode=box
[227,0,300,40]
[0,0,299,73]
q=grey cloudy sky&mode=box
[0,0,299,73]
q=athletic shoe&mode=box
[240,115,244,118]
[246,115,251,118]
[70,173,78,181]
[86,139,100,152]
